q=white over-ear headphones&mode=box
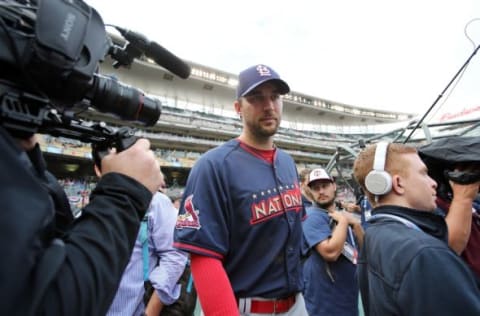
[365,141,392,196]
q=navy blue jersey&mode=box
[302,206,359,316]
[174,139,305,298]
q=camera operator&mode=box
[419,137,480,284]
[0,126,161,315]
[0,0,193,313]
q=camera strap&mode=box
[139,215,149,281]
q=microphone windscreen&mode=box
[147,42,191,79]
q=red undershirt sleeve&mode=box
[190,253,239,316]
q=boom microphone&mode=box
[115,26,191,79]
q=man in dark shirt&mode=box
[353,142,480,316]
[419,137,480,283]
[0,129,162,316]
[302,168,363,316]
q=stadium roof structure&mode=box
[322,116,480,192]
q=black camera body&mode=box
[0,0,188,158]
[419,136,480,201]
[0,0,109,106]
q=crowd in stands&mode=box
[39,135,93,158]
[37,101,382,174]
[59,176,186,218]
[58,178,96,217]
[38,133,341,172]
[161,104,370,148]
[39,135,201,168]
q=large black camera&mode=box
[419,136,480,201]
[0,0,190,152]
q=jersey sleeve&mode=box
[302,209,332,249]
[174,155,230,259]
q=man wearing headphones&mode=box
[353,142,480,316]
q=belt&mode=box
[237,294,296,314]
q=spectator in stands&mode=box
[302,168,363,316]
[353,142,480,315]
[95,163,188,316]
[299,168,314,208]
[174,64,307,315]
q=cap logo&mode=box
[308,168,333,185]
[175,194,201,230]
[256,65,272,77]
[313,170,325,177]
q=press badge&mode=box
[342,242,358,264]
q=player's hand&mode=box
[100,138,161,193]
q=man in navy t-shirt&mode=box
[302,168,364,316]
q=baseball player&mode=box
[174,64,308,315]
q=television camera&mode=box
[418,136,480,201]
[0,0,191,163]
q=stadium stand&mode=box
[41,54,415,203]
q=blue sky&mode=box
[86,0,480,122]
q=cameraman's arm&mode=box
[18,134,39,151]
[445,180,479,254]
[40,139,161,315]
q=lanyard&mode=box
[347,226,356,248]
[367,213,422,232]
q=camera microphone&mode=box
[115,26,191,79]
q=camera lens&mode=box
[89,74,161,126]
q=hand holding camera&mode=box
[101,138,161,194]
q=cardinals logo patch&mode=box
[176,194,201,229]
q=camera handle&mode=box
[91,126,138,169]
[444,170,480,185]
[0,85,138,169]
